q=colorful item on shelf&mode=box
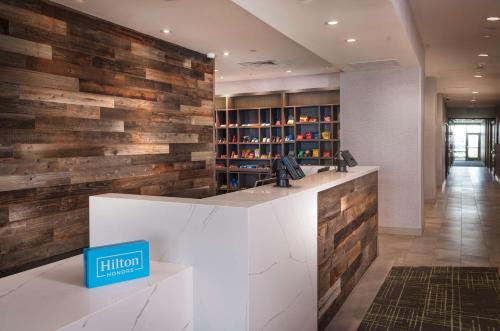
[232,135,237,143]
[285,135,294,141]
[323,116,332,122]
[321,131,331,139]
[304,149,312,157]
[240,165,257,169]
[242,136,259,143]
[308,117,318,123]
[323,151,332,158]
[287,115,294,125]
[313,133,320,140]
[216,163,225,169]
[218,137,226,143]
[299,115,309,123]
[230,178,238,190]
[255,148,260,158]
[275,120,281,125]
[241,149,256,159]
[313,149,320,158]
[297,150,305,158]
[231,151,238,159]
[297,134,304,141]
[305,132,313,140]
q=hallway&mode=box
[328,166,500,330]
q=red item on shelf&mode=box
[297,134,304,140]
[305,132,313,140]
[323,151,332,158]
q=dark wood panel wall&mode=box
[317,172,378,330]
[0,0,215,276]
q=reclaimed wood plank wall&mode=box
[317,172,378,330]
[0,0,215,276]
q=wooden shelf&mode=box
[214,90,340,193]
[228,158,273,161]
[228,168,271,174]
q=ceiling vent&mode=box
[349,59,401,71]
[239,60,278,68]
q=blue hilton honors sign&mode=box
[84,240,150,288]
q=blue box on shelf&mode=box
[84,240,150,288]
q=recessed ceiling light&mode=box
[223,51,229,56]
[483,34,492,38]
[286,69,292,73]
[471,99,477,102]
[346,38,357,43]
[474,74,483,78]
[478,53,489,57]
[472,91,479,94]
[220,76,224,79]
[161,29,171,34]
[214,69,219,72]
[486,16,500,21]
[326,20,339,26]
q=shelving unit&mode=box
[215,90,340,193]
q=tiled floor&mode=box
[327,166,500,330]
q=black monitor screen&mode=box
[281,156,306,180]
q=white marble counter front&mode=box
[0,255,193,331]
[89,166,378,331]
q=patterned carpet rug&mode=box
[358,266,500,331]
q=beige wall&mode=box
[215,73,340,96]
[340,67,423,234]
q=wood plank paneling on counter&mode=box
[317,172,378,330]
[0,0,214,276]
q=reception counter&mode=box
[0,256,193,331]
[89,166,379,330]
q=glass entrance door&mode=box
[466,133,480,160]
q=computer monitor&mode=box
[280,156,306,180]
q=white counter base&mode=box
[0,256,193,331]
[89,166,378,330]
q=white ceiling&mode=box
[232,0,420,71]
[52,0,334,82]
[53,0,423,84]
[409,0,500,108]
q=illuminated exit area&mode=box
[449,120,486,165]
